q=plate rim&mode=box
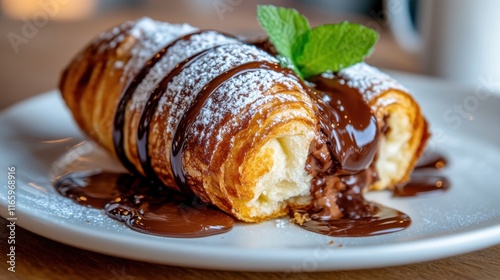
[2,201,499,271]
[1,85,500,271]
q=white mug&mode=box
[384,0,500,86]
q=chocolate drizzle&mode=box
[138,43,237,186]
[113,30,215,176]
[170,60,292,195]
[54,170,234,237]
[300,74,381,221]
[107,28,406,236]
[55,170,122,208]
[309,75,380,174]
[393,153,449,197]
[58,25,452,238]
[393,174,449,197]
[287,73,413,236]
[415,152,447,170]
[298,203,411,237]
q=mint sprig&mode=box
[256,5,309,59]
[257,5,379,79]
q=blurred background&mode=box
[1,0,489,110]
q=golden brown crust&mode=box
[59,19,319,222]
[59,18,428,222]
[369,89,429,190]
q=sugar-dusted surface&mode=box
[120,17,197,85]
[337,62,409,101]
[128,30,240,111]
[92,21,133,53]
[157,44,283,142]
[193,69,308,153]
[155,41,275,115]
[103,17,311,159]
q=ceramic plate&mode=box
[1,72,500,271]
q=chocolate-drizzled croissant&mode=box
[59,17,428,222]
[333,63,429,191]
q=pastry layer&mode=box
[59,18,428,222]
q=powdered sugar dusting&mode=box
[336,62,409,100]
[120,17,197,85]
[156,43,279,137]
[12,183,127,231]
[193,69,305,152]
[129,17,158,38]
[114,60,124,69]
[92,21,134,54]
[129,31,239,111]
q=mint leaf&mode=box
[257,5,310,60]
[290,30,310,77]
[296,22,379,78]
[256,6,378,79]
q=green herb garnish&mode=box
[257,5,379,79]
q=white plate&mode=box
[1,73,500,272]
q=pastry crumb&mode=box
[291,211,311,225]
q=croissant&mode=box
[334,63,429,192]
[59,17,428,222]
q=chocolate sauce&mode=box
[170,60,292,195]
[111,30,403,236]
[113,30,214,176]
[60,27,451,238]
[300,165,413,236]
[138,43,236,187]
[310,75,380,174]
[415,152,447,170]
[54,171,234,237]
[298,203,411,237]
[55,170,123,208]
[394,152,449,197]
[393,173,449,197]
[300,74,449,235]
[298,73,389,234]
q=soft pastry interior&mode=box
[59,17,428,222]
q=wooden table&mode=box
[1,217,499,280]
[1,1,499,279]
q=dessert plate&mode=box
[1,72,500,271]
